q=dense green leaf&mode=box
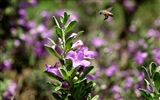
[55,26,63,38]
[44,44,62,59]
[53,16,60,28]
[63,12,70,25]
[44,71,63,82]
[59,68,68,80]
[66,59,73,71]
[91,95,99,100]
[52,92,62,99]
[153,72,160,90]
[76,30,84,39]
[80,66,94,80]
[150,62,157,76]
[141,66,151,83]
[65,20,77,33]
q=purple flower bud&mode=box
[61,81,69,88]
[45,62,62,78]
[51,45,62,55]
[71,40,83,50]
[0,59,12,71]
[69,33,77,38]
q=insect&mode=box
[99,7,113,20]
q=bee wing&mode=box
[107,7,113,11]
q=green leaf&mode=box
[153,72,160,90]
[53,16,60,28]
[150,62,157,76]
[91,95,99,100]
[65,20,77,33]
[142,66,151,83]
[76,30,84,39]
[47,38,56,45]
[46,81,58,87]
[144,79,153,92]
[66,59,73,71]
[63,12,70,25]
[60,16,64,24]
[44,71,63,82]
[80,66,94,80]
[52,92,62,99]
[55,26,63,38]
[59,68,68,80]
[65,37,73,52]
[139,88,153,99]
[156,66,160,72]
[44,44,62,59]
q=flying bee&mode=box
[99,7,113,20]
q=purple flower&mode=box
[134,51,148,65]
[66,46,95,68]
[45,62,62,78]
[91,37,105,48]
[3,81,17,100]
[104,62,118,77]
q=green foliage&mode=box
[140,62,160,100]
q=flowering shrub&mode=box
[44,12,98,100]
[139,62,160,100]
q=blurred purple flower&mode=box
[127,40,137,53]
[14,39,20,47]
[45,62,62,78]
[153,51,160,65]
[124,77,134,89]
[18,9,26,19]
[104,62,118,77]
[28,0,37,7]
[54,9,78,22]
[138,39,148,48]
[123,0,136,12]
[3,81,17,100]
[134,51,148,65]
[147,29,157,37]
[129,25,136,32]
[91,37,105,48]
[0,59,12,71]
[110,85,121,93]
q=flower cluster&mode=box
[44,12,98,99]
